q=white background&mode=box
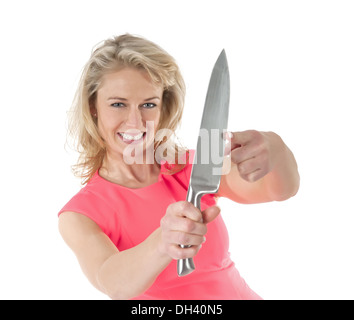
[0,0,353,300]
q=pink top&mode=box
[59,151,261,300]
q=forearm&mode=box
[97,228,171,300]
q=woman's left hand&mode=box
[219,129,299,203]
[225,130,282,183]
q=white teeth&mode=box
[119,132,144,141]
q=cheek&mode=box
[97,114,117,138]
[153,109,161,126]
[155,110,161,126]
[96,119,107,140]
[143,109,161,127]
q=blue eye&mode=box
[142,103,156,108]
[111,102,125,108]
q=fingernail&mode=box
[224,146,231,156]
[223,131,232,140]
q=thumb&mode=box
[202,205,221,224]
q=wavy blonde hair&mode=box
[67,34,187,184]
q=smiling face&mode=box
[95,67,163,159]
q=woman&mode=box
[58,34,300,300]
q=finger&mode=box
[229,131,256,150]
[223,132,234,156]
[237,156,261,176]
[170,231,206,246]
[231,144,258,164]
[161,213,207,236]
[169,217,207,235]
[237,158,268,182]
[202,205,221,224]
[168,244,202,260]
[223,131,233,142]
[243,168,267,182]
[166,201,202,222]
[227,131,260,162]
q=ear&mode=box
[89,94,97,117]
[90,106,97,117]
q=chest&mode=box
[111,179,187,250]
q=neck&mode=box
[99,150,160,188]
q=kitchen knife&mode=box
[177,49,230,276]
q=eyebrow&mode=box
[107,96,161,101]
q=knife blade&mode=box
[177,49,230,276]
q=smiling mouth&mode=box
[118,132,146,143]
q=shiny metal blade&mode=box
[189,49,230,198]
[177,49,230,277]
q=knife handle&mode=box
[177,188,202,277]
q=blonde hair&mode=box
[67,34,187,184]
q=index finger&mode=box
[230,131,256,148]
[167,201,202,222]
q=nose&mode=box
[125,107,143,128]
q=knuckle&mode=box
[166,203,177,217]
[172,246,187,260]
[246,173,256,182]
[166,202,175,212]
[231,151,240,164]
[177,248,188,260]
[177,232,189,245]
[238,163,246,173]
[179,201,191,212]
[239,161,251,175]
[160,230,170,244]
[195,244,202,254]
[183,219,195,233]
[241,172,251,182]
[168,246,180,260]
[200,225,207,236]
[250,129,261,139]
[180,202,201,221]
[160,215,170,229]
[160,216,166,226]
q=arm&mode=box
[58,211,171,300]
[217,130,300,204]
[58,204,220,300]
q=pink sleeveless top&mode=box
[59,151,261,300]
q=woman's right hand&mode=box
[159,201,221,260]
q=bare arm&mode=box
[217,130,300,204]
[58,212,171,299]
[58,204,220,300]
